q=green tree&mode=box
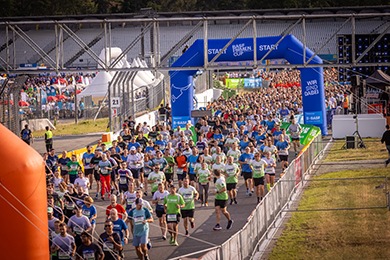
[121,0,147,13]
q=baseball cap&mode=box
[130,147,136,151]
[135,198,143,205]
[47,207,53,214]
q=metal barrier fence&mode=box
[174,133,324,260]
[108,71,165,133]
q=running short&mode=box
[110,171,116,181]
[119,184,128,193]
[292,137,300,141]
[93,170,100,181]
[164,173,173,183]
[130,168,140,179]
[253,177,264,186]
[156,209,166,218]
[132,234,149,247]
[242,171,253,180]
[279,155,288,162]
[226,183,237,191]
[266,172,276,176]
[166,213,181,224]
[84,168,93,176]
[214,199,228,208]
[61,170,68,176]
[177,172,187,181]
[69,174,77,184]
[188,174,197,182]
[180,209,194,219]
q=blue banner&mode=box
[170,35,327,135]
[172,116,191,129]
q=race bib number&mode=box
[58,251,70,259]
[66,201,75,210]
[83,252,95,260]
[126,198,135,205]
[103,242,114,251]
[61,165,68,171]
[82,209,89,217]
[167,214,177,222]
[134,216,145,225]
[70,164,77,170]
[73,226,82,235]
[177,168,183,175]
[183,194,192,200]
[101,168,108,174]
[119,177,127,184]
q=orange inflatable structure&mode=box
[0,124,49,259]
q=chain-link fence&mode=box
[0,75,29,135]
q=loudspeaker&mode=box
[346,135,356,149]
[351,75,360,87]
[359,79,366,98]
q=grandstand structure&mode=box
[1,6,390,77]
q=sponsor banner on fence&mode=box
[281,122,321,146]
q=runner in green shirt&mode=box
[164,149,175,188]
[196,161,211,207]
[213,169,233,231]
[164,185,185,246]
[250,152,267,203]
[147,164,166,195]
[224,156,240,205]
[178,178,199,236]
[67,154,81,184]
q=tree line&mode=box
[0,0,388,17]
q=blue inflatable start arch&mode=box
[169,35,327,135]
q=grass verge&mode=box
[269,168,390,260]
[34,118,109,137]
[325,138,388,161]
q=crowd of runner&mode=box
[41,68,355,260]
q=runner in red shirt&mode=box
[105,194,127,220]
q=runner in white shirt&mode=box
[152,183,169,240]
[178,178,198,236]
[74,171,90,195]
[263,151,276,192]
[227,143,241,163]
[250,152,267,203]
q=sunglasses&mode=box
[105,225,112,227]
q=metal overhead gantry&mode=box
[1,12,390,73]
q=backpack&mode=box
[22,129,30,140]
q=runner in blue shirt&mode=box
[187,147,199,187]
[128,198,153,260]
[239,146,254,196]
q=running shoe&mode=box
[162,236,167,240]
[144,192,148,196]
[144,255,150,260]
[246,190,250,196]
[169,237,174,244]
[95,193,98,199]
[185,230,189,236]
[147,240,152,249]
[213,224,222,231]
[172,240,179,246]
[201,203,205,207]
[234,198,238,204]
[248,192,252,197]
[190,221,195,229]
[229,200,233,205]
[205,202,209,207]
[227,219,234,230]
